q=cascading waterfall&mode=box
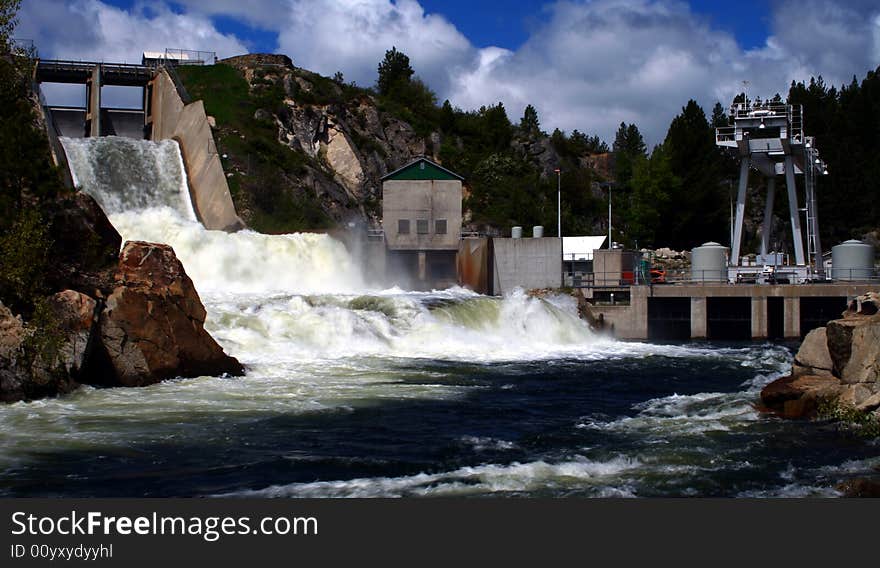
[58,135,602,362]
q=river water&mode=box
[0,136,875,498]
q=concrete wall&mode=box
[458,238,493,295]
[492,237,562,295]
[148,69,242,232]
[382,180,461,250]
[589,283,870,340]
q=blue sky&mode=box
[99,0,773,53]
[17,0,880,144]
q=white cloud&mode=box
[273,0,475,95]
[16,0,880,145]
[18,0,247,64]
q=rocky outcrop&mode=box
[0,294,89,403]
[791,327,834,378]
[324,125,365,199]
[44,192,122,298]
[759,374,842,419]
[761,292,880,419]
[0,302,32,402]
[1,207,244,402]
[45,290,99,378]
[98,241,244,387]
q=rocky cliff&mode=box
[760,291,880,422]
[178,54,607,235]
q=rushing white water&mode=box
[59,135,607,361]
[2,136,863,498]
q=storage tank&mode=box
[532,226,544,238]
[511,226,523,239]
[691,242,728,282]
[831,240,875,281]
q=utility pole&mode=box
[608,184,612,249]
[554,168,561,239]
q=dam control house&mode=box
[381,157,463,289]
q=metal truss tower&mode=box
[715,100,827,274]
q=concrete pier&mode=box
[587,283,873,340]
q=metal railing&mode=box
[162,48,216,66]
[566,268,880,288]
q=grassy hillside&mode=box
[177,64,333,234]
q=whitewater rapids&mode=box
[59,136,610,363]
[2,136,873,498]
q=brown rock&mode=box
[45,192,122,297]
[855,392,880,413]
[0,300,83,403]
[45,290,98,377]
[837,478,880,498]
[760,374,842,419]
[826,315,880,385]
[0,302,28,402]
[792,327,834,375]
[98,241,243,387]
[838,384,875,409]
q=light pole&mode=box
[554,168,561,239]
[608,184,612,249]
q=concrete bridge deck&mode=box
[35,59,154,86]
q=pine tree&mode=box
[519,104,541,136]
[612,122,647,191]
[376,46,414,96]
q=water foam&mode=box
[222,455,643,498]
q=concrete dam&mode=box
[35,58,242,232]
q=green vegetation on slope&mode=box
[176,64,332,233]
[0,0,68,314]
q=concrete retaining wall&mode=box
[148,69,242,232]
[492,237,562,295]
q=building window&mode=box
[435,219,447,234]
[416,219,429,234]
[398,219,410,234]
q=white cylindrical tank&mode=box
[691,242,728,282]
[532,226,544,238]
[511,226,523,239]
[832,240,875,281]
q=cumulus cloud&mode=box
[18,0,248,106]
[445,0,880,145]
[17,0,247,63]
[273,0,475,95]
[16,0,880,144]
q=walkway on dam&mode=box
[35,59,154,86]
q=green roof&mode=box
[381,157,464,182]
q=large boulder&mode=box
[45,192,122,298]
[826,315,880,386]
[762,294,880,422]
[0,298,85,403]
[44,290,98,378]
[792,327,834,378]
[98,241,244,387]
[0,302,29,402]
[759,374,842,419]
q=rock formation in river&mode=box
[98,241,244,387]
[760,291,880,420]
[0,194,244,403]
